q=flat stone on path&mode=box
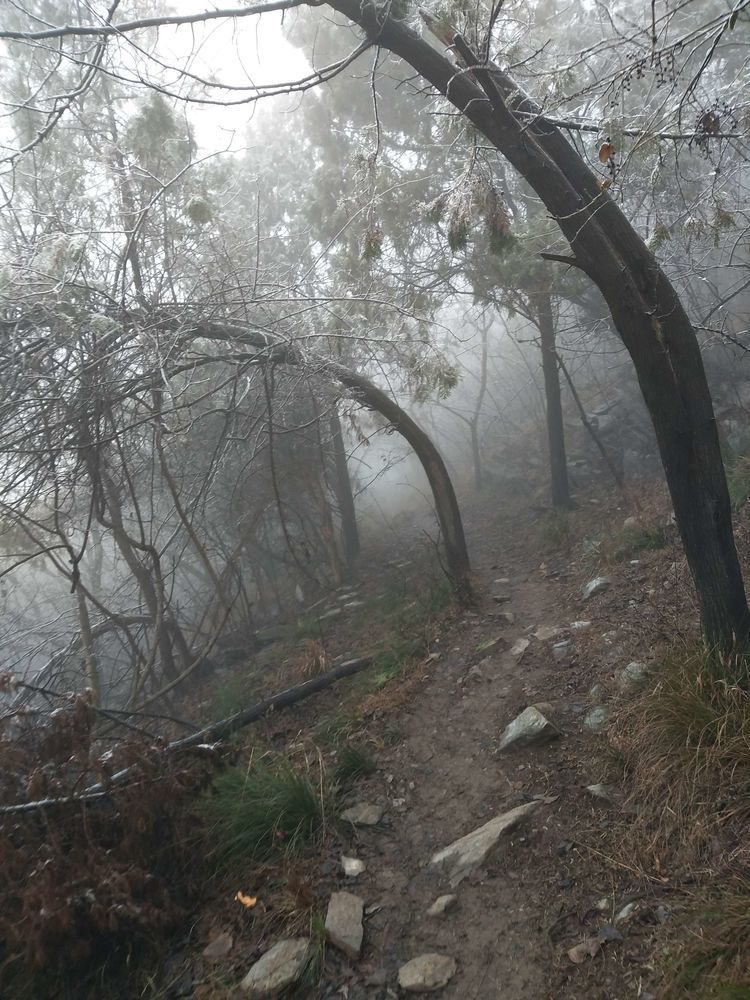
[429,800,541,885]
[398,953,457,992]
[534,624,564,642]
[510,637,529,660]
[340,802,383,826]
[240,938,310,997]
[427,894,458,918]
[325,891,364,959]
[497,706,559,752]
[582,577,612,601]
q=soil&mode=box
[177,479,703,999]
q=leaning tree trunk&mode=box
[535,291,571,508]
[325,3,749,649]
[327,363,472,603]
[329,407,361,569]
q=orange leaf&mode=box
[597,178,612,190]
[598,141,615,162]
[235,892,257,908]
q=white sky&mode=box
[152,5,314,153]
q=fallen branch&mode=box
[0,655,374,815]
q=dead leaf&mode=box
[235,891,257,908]
[568,937,602,964]
[598,141,616,162]
[598,178,612,190]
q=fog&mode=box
[0,0,748,714]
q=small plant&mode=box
[623,524,671,552]
[209,671,258,721]
[333,743,376,786]
[537,509,572,550]
[204,755,332,865]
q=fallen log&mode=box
[0,655,374,815]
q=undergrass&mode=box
[612,643,750,860]
[661,878,750,998]
[333,743,376,786]
[204,755,333,865]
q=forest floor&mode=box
[160,472,735,1000]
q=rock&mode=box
[530,701,554,716]
[570,620,592,632]
[340,803,383,826]
[202,930,233,961]
[618,660,647,689]
[585,783,624,807]
[598,923,624,943]
[342,855,366,877]
[398,954,456,992]
[583,706,609,732]
[567,938,601,964]
[534,624,563,642]
[588,683,604,701]
[365,968,389,987]
[429,800,541,885]
[497,707,559,752]
[498,610,515,625]
[510,637,529,660]
[240,938,310,997]
[475,637,504,655]
[615,902,638,924]
[582,577,612,601]
[552,639,572,661]
[427,894,458,918]
[623,516,641,531]
[467,665,485,682]
[325,891,364,960]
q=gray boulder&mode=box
[398,954,457,992]
[497,706,559,752]
[240,938,310,997]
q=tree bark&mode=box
[322,6,748,648]
[535,292,571,508]
[327,363,472,603]
[329,408,361,567]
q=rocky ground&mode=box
[180,480,708,999]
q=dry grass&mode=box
[659,874,750,998]
[612,642,750,868]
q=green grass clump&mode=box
[333,743,376,786]
[205,756,331,864]
[623,524,671,552]
[209,672,258,721]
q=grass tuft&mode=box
[660,877,750,999]
[204,755,332,865]
[612,643,750,862]
[333,743,376,786]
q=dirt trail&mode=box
[325,508,629,999]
